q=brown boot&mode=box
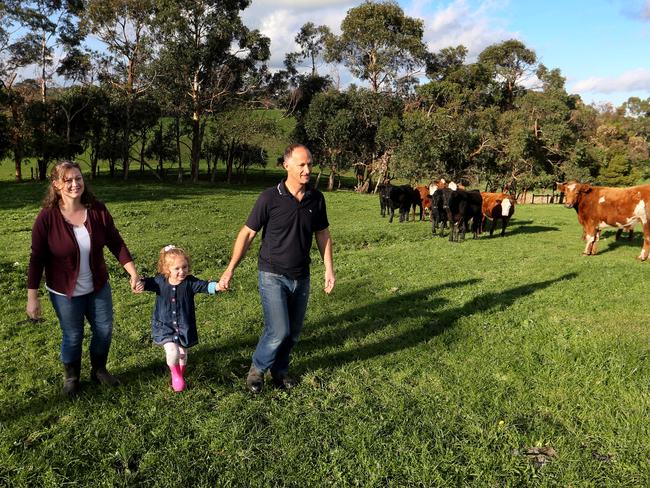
[62,360,81,397]
[246,365,264,394]
[90,355,121,386]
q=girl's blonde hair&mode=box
[42,160,96,209]
[157,245,191,276]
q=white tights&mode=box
[163,342,187,367]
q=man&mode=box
[219,144,335,394]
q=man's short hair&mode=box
[284,144,312,163]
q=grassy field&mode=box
[1,174,649,486]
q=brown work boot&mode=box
[246,365,264,394]
[62,360,81,397]
[90,355,121,386]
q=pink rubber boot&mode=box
[169,364,186,392]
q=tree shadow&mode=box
[2,273,578,423]
[506,220,559,236]
[296,272,578,372]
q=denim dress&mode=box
[143,274,217,348]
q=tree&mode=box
[82,0,158,179]
[326,0,428,93]
[285,22,332,77]
[154,0,270,182]
[478,39,537,110]
[304,90,357,190]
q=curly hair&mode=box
[42,160,97,209]
[157,245,191,277]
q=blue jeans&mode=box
[253,271,310,376]
[49,283,114,364]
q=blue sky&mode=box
[242,0,650,107]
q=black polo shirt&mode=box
[246,180,329,279]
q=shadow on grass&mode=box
[297,272,578,371]
[505,220,559,236]
[2,273,578,423]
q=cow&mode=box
[378,182,392,217]
[415,185,432,219]
[442,188,483,242]
[430,187,450,237]
[388,185,421,223]
[429,178,447,197]
[481,192,516,237]
[557,181,650,260]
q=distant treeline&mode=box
[1,1,648,194]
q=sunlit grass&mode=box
[1,178,648,486]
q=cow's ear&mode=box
[581,184,593,194]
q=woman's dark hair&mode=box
[42,160,97,209]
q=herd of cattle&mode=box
[378,178,650,262]
[378,179,515,242]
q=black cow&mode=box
[378,183,392,217]
[442,189,483,242]
[388,185,421,223]
[430,187,449,237]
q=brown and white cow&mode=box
[557,181,650,260]
[480,192,515,237]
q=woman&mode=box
[26,161,140,397]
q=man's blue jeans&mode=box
[253,271,310,376]
[49,283,114,364]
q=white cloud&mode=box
[242,1,357,69]
[407,0,516,59]
[253,0,353,8]
[572,68,650,94]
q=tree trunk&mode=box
[175,116,183,183]
[122,101,132,180]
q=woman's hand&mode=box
[26,289,42,320]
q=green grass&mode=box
[1,177,649,486]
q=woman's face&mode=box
[55,167,85,200]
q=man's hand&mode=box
[323,270,336,294]
[218,269,233,291]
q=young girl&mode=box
[139,245,221,392]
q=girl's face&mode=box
[166,256,188,285]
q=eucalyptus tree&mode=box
[478,39,537,110]
[5,0,85,103]
[285,22,332,78]
[304,89,358,190]
[326,0,429,93]
[82,0,158,179]
[154,0,270,183]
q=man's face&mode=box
[284,147,312,186]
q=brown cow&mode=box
[480,192,515,236]
[415,185,432,219]
[557,181,650,260]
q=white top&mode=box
[71,224,93,296]
[46,211,94,297]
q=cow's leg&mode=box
[489,218,497,237]
[583,228,597,255]
[500,217,509,237]
[637,222,650,260]
[388,206,394,223]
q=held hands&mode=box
[218,269,233,292]
[130,274,144,293]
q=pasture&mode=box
[1,175,649,486]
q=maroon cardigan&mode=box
[28,201,133,298]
